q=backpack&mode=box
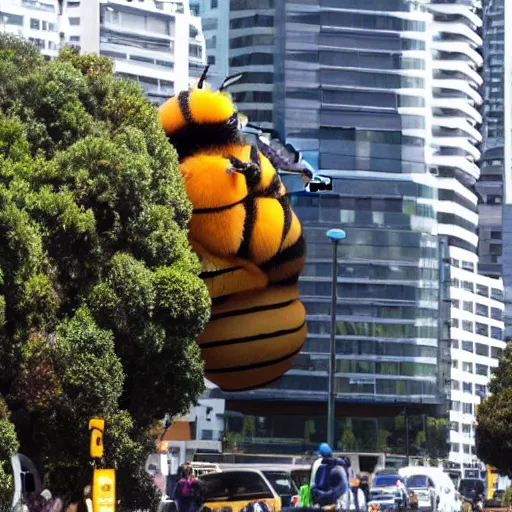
[180,478,193,497]
[314,462,332,491]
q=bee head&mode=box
[159,66,245,136]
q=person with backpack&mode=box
[173,465,203,512]
[310,443,348,509]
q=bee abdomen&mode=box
[198,284,307,392]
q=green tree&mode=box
[476,388,512,477]
[422,418,449,459]
[475,343,512,477]
[0,37,210,508]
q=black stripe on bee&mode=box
[261,174,283,198]
[210,298,296,321]
[201,320,306,349]
[270,273,302,286]
[168,113,242,161]
[260,233,306,272]
[178,90,193,124]
[279,196,293,247]
[205,344,304,374]
[236,195,256,260]
[200,266,244,279]
[193,196,246,214]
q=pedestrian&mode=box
[310,442,348,508]
[173,464,203,512]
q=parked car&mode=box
[200,468,285,512]
[400,467,460,512]
[404,474,437,512]
[368,471,408,512]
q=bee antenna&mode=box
[219,72,245,91]
[197,65,210,89]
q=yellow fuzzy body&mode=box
[159,86,307,391]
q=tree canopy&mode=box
[476,343,512,477]
[0,36,210,508]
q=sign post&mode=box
[89,418,116,512]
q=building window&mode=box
[462,382,473,394]
[462,320,473,333]
[476,303,489,317]
[463,444,471,454]
[211,0,218,7]
[475,343,490,357]
[451,339,459,349]
[189,44,203,58]
[475,323,489,337]
[462,341,473,353]
[491,307,503,321]
[463,362,473,373]
[207,55,216,65]
[450,422,459,432]
[491,346,503,359]
[69,17,80,26]
[450,401,461,412]
[452,359,459,369]
[491,326,503,340]
[475,384,487,396]
[462,301,473,313]
[30,18,40,30]
[462,403,473,415]
[452,318,460,328]
[70,36,80,42]
[452,380,460,391]
[452,300,460,309]
[462,281,474,293]
[476,364,488,377]
[462,424,471,435]
[451,443,460,453]
[477,284,489,297]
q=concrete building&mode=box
[199,0,506,470]
[0,0,206,105]
[426,0,506,467]
[195,0,229,85]
[228,0,275,129]
[477,0,512,340]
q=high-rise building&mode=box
[202,0,506,469]
[0,0,206,105]
[426,0,506,467]
[210,0,451,454]
[228,0,275,129]
[477,0,512,340]
[0,0,61,59]
[478,0,505,279]
[195,0,229,85]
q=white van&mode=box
[399,467,461,512]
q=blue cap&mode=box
[316,442,333,457]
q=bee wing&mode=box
[219,73,244,91]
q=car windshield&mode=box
[406,475,429,488]
[374,475,400,487]
[201,471,274,503]
[460,479,484,495]
[262,471,297,496]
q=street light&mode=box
[326,228,347,449]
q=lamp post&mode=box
[326,228,347,449]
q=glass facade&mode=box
[218,1,450,415]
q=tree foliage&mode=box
[0,36,210,508]
[476,343,512,476]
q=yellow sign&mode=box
[89,418,105,459]
[92,468,116,512]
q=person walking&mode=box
[310,443,348,508]
[173,464,203,512]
